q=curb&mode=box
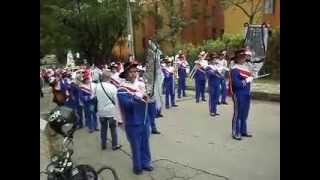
[251,92,280,102]
[185,86,280,102]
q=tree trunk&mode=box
[249,15,254,24]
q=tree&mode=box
[41,0,128,65]
[220,0,264,24]
[160,0,197,49]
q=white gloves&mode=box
[134,91,144,99]
[245,76,254,83]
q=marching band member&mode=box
[217,51,229,105]
[193,51,208,103]
[206,53,223,117]
[110,62,123,88]
[176,50,189,98]
[162,57,178,109]
[79,73,98,133]
[230,48,254,140]
[117,61,154,175]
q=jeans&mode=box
[99,117,118,147]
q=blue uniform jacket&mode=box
[193,67,206,81]
[117,88,148,126]
[178,65,187,78]
[79,85,95,106]
[162,68,174,87]
[206,66,222,87]
[230,68,251,96]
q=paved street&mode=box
[40,89,280,180]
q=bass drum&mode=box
[70,165,98,180]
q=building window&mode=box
[264,0,275,14]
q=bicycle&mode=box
[40,106,119,180]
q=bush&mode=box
[264,29,280,80]
[202,39,225,52]
[221,33,244,51]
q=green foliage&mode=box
[41,0,128,65]
[264,29,280,79]
[202,39,226,52]
[221,33,244,50]
[173,33,244,67]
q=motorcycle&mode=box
[40,106,119,180]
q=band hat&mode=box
[119,60,139,79]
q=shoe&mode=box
[210,113,220,117]
[202,99,207,102]
[118,122,123,126]
[172,104,178,107]
[233,136,242,140]
[165,106,170,109]
[89,130,94,133]
[112,145,122,151]
[156,114,164,118]
[142,166,154,171]
[133,169,143,175]
[242,134,253,137]
[218,102,221,105]
[151,130,161,134]
[101,144,106,150]
[196,101,199,103]
[221,102,228,105]
[178,96,181,99]
[95,128,100,131]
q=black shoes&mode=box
[172,104,178,107]
[133,166,154,175]
[233,136,242,140]
[221,102,228,105]
[101,144,106,150]
[112,145,122,151]
[202,99,207,102]
[133,169,143,175]
[156,114,164,118]
[151,130,161,134]
[242,134,253,138]
[142,166,154,171]
[210,113,220,117]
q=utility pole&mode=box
[127,0,135,59]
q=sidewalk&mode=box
[185,79,280,102]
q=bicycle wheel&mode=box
[96,166,119,180]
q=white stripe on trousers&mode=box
[232,94,239,137]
